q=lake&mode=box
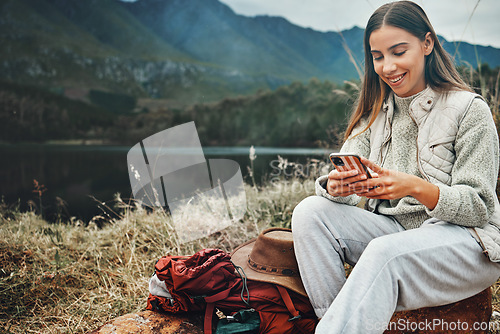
[0,145,331,222]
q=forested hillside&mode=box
[113,79,356,148]
[0,79,354,147]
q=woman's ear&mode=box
[423,32,434,56]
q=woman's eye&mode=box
[394,51,406,56]
[373,55,383,61]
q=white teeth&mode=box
[389,74,404,83]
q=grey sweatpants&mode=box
[291,196,500,334]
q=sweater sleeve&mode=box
[315,119,371,205]
[426,98,499,226]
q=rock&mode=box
[89,289,492,333]
[384,288,492,334]
[87,310,204,334]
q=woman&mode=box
[291,1,500,333]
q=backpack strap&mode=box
[203,279,242,334]
[276,285,301,321]
[203,263,252,334]
[277,285,320,334]
[204,302,216,334]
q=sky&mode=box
[217,0,500,48]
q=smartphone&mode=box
[329,153,372,178]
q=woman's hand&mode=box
[346,157,439,210]
[326,168,370,197]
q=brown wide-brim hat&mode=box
[231,227,307,297]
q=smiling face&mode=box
[369,25,434,97]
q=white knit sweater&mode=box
[316,91,498,231]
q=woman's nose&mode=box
[383,58,397,74]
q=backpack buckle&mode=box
[215,309,238,322]
[225,315,237,322]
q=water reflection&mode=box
[0,145,330,222]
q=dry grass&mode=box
[4,176,500,333]
[0,162,318,334]
[3,86,500,333]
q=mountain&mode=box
[119,0,347,80]
[0,0,499,106]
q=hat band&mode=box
[247,257,299,277]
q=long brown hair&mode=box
[344,0,471,140]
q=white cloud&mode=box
[219,0,500,48]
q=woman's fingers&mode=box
[327,157,415,201]
[328,184,356,197]
[360,157,384,175]
[326,159,384,197]
[329,169,367,183]
[327,169,368,196]
[348,180,381,194]
[328,169,357,179]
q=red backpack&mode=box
[146,248,318,334]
